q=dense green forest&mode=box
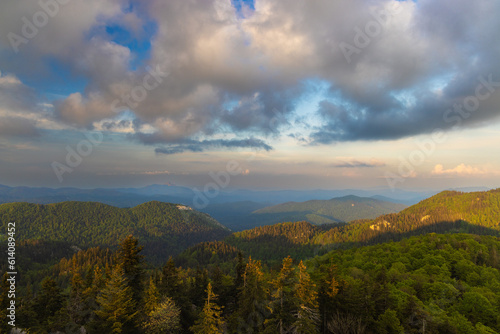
[0,201,230,264]
[252,195,407,226]
[2,189,500,333]
[2,233,500,333]
[222,190,500,265]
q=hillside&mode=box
[315,189,500,247]
[0,201,230,264]
[311,233,500,333]
[4,190,500,333]
[225,221,339,264]
[223,189,500,264]
[250,195,407,226]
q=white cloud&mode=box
[432,163,486,176]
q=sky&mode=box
[0,0,499,191]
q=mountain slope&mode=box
[0,201,230,264]
[312,233,500,333]
[250,195,407,226]
[315,189,500,247]
[224,189,500,263]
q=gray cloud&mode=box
[0,116,39,137]
[331,160,386,168]
[155,138,273,155]
[1,0,499,148]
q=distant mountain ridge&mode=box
[0,183,440,207]
[250,195,407,226]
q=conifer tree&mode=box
[160,257,180,299]
[17,282,39,330]
[316,261,339,334]
[192,267,210,308]
[190,283,225,334]
[293,260,319,333]
[117,235,145,306]
[235,251,246,289]
[235,256,269,333]
[68,272,86,327]
[95,265,138,334]
[34,277,64,326]
[144,276,160,314]
[142,297,181,334]
[265,256,297,334]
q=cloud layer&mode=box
[1,0,499,151]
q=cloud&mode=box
[331,158,386,168]
[1,0,500,150]
[432,163,486,176]
[155,137,273,155]
[0,116,39,137]
[132,170,170,175]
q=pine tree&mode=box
[67,272,86,327]
[160,257,180,299]
[34,277,65,329]
[316,261,339,334]
[192,267,210,308]
[265,256,297,334]
[17,283,39,330]
[144,276,160,314]
[235,251,246,290]
[235,256,269,333]
[190,283,225,334]
[142,297,181,334]
[117,235,145,306]
[293,261,319,333]
[95,265,138,334]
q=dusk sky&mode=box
[0,0,499,190]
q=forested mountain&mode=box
[251,195,407,226]
[174,241,242,271]
[225,221,339,265]
[0,201,230,264]
[311,233,500,333]
[223,189,500,264]
[3,232,500,334]
[3,189,500,333]
[313,189,500,247]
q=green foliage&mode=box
[226,221,334,264]
[315,189,500,247]
[315,233,500,333]
[294,260,319,333]
[34,277,66,331]
[175,241,241,270]
[94,265,138,334]
[190,283,225,334]
[7,189,500,333]
[375,309,404,334]
[141,297,181,334]
[233,257,269,333]
[117,235,145,306]
[0,201,231,264]
[227,189,500,265]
